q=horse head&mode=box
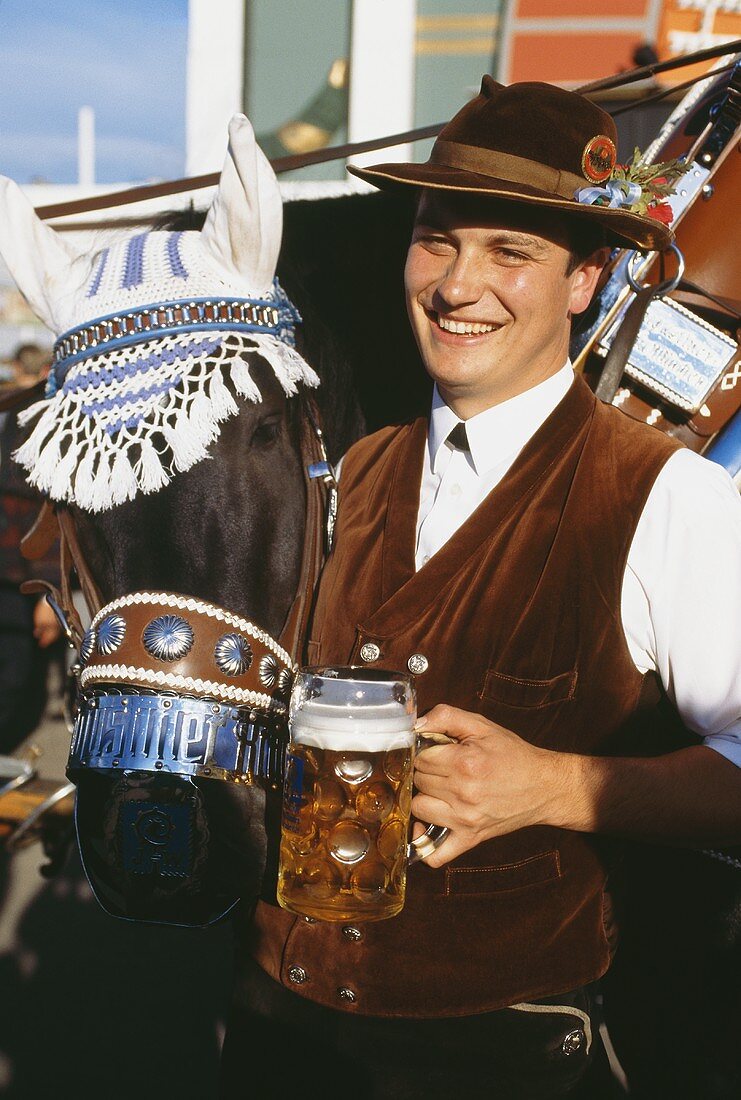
[0,117,337,925]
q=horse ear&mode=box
[0,176,77,333]
[200,114,283,296]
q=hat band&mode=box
[430,140,587,201]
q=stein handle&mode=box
[406,730,452,864]
[408,823,449,865]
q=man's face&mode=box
[404,191,606,416]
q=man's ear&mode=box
[569,247,611,316]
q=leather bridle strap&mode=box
[19,500,102,648]
[278,394,333,663]
[56,509,104,621]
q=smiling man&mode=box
[405,192,606,413]
[224,79,741,1100]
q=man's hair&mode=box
[563,218,609,274]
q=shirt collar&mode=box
[428,362,575,476]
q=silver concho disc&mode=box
[214,633,253,677]
[96,614,126,656]
[142,615,194,662]
[79,627,97,665]
[277,667,293,698]
[259,654,279,688]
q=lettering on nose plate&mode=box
[71,694,247,773]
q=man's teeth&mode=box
[437,316,496,334]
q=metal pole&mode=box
[77,106,95,188]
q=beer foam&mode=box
[290,701,414,752]
[290,723,414,752]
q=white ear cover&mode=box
[200,114,283,296]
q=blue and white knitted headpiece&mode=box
[0,115,318,512]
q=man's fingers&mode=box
[417,833,470,869]
[410,826,474,869]
[411,792,453,828]
[416,731,456,746]
[415,703,493,741]
[413,743,453,775]
[413,770,453,798]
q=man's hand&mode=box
[411,704,741,867]
[411,704,568,867]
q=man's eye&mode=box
[414,234,454,252]
[494,249,528,265]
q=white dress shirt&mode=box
[416,364,741,766]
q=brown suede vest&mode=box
[250,376,685,1018]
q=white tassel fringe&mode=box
[137,438,170,494]
[13,329,320,512]
[110,448,140,506]
[74,448,97,511]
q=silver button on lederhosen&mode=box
[342,926,363,942]
[360,642,381,663]
[287,965,307,985]
[338,987,357,1003]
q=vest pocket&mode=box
[480,667,577,709]
[445,850,562,896]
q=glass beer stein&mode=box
[276,666,447,922]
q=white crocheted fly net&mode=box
[14,330,319,513]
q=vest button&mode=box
[287,965,308,985]
[407,653,429,675]
[360,642,381,663]
[561,1029,585,1056]
[338,987,357,1003]
[342,925,363,942]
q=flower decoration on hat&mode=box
[575,146,689,227]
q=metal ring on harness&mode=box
[626,242,685,294]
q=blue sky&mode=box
[0,0,188,184]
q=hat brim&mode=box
[348,162,673,252]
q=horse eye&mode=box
[251,416,282,447]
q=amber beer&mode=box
[277,668,418,922]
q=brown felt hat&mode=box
[349,77,672,252]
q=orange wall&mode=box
[518,0,650,16]
[511,33,641,82]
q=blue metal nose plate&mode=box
[68,689,286,926]
[68,689,286,786]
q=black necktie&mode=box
[446,422,469,453]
